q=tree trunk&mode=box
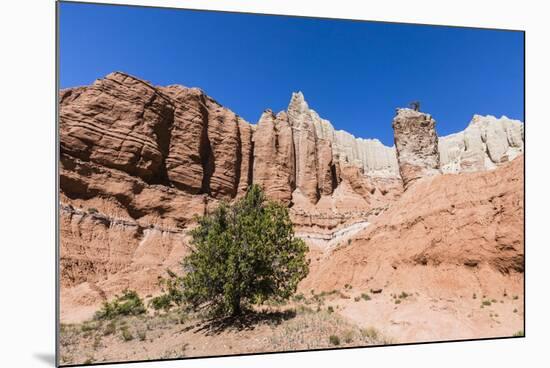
[231,295,242,316]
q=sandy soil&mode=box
[59,301,390,365]
[59,280,523,366]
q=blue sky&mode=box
[59,2,524,146]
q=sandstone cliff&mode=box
[58,72,524,323]
[439,114,524,173]
[253,110,296,204]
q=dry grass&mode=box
[59,304,391,365]
[265,308,388,351]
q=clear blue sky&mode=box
[59,2,524,146]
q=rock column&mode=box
[392,108,441,188]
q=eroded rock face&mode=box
[392,108,441,187]
[253,110,296,204]
[159,85,207,193]
[286,92,400,202]
[296,93,400,179]
[287,92,322,203]
[160,85,249,198]
[61,72,253,199]
[237,118,254,196]
[439,115,524,173]
[58,72,523,323]
[60,72,175,182]
[316,139,336,196]
[302,156,524,292]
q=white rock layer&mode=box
[284,93,524,184]
[439,115,524,173]
[288,92,400,179]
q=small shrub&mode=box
[296,305,314,314]
[482,300,491,306]
[491,299,497,303]
[473,293,477,299]
[361,327,379,341]
[92,336,102,350]
[327,305,334,313]
[94,290,146,320]
[513,308,518,313]
[361,293,371,301]
[395,299,401,304]
[293,293,305,302]
[347,239,352,245]
[80,322,98,333]
[149,269,185,312]
[343,330,354,343]
[87,207,98,214]
[103,321,116,335]
[149,294,173,312]
[121,327,133,342]
[399,292,409,299]
[329,335,340,346]
[354,296,360,302]
[513,295,519,300]
[137,330,147,341]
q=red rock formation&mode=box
[60,72,174,182]
[237,117,254,196]
[287,92,322,203]
[392,108,441,188]
[159,85,208,194]
[302,156,524,292]
[58,72,523,325]
[160,85,249,198]
[317,139,336,196]
[252,110,295,204]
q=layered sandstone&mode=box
[291,92,400,179]
[287,92,324,203]
[439,114,524,173]
[59,72,524,324]
[60,72,174,182]
[392,108,440,187]
[302,156,524,292]
[61,73,254,200]
[253,110,295,204]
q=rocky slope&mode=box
[302,157,524,291]
[59,72,524,323]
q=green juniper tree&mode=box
[182,185,309,317]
